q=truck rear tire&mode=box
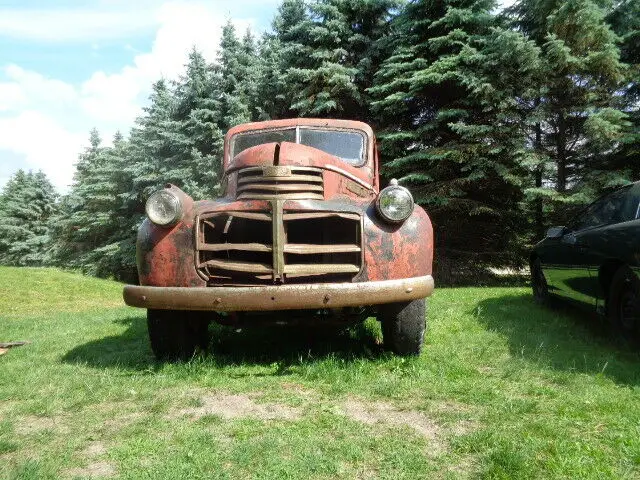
[147,309,210,361]
[380,299,427,356]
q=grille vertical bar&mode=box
[272,200,285,281]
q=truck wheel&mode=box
[607,267,640,341]
[531,258,551,305]
[380,299,427,356]
[147,309,210,361]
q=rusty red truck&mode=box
[123,118,434,360]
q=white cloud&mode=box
[0,82,25,112]
[0,5,159,42]
[0,111,84,191]
[0,65,77,111]
[0,1,263,193]
[78,1,253,125]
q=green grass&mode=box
[0,267,123,319]
[1,266,640,479]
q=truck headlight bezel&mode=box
[376,179,414,223]
[145,189,182,227]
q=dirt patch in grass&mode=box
[14,415,70,435]
[64,441,115,478]
[172,392,302,421]
[91,402,145,432]
[0,400,17,416]
[441,457,477,479]
[424,401,479,435]
[340,398,444,453]
[350,463,380,480]
[65,461,116,478]
[101,411,144,432]
[83,441,107,457]
[428,400,472,414]
[280,382,313,396]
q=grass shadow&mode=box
[208,321,383,370]
[61,315,157,370]
[474,293,640,385]
[62,314,383,371]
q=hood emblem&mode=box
[263,166,292,177]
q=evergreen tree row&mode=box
[0,0,637,283]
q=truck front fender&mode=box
[362,205,433,281]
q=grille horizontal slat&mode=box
[238,175,322,184]
[283,212,360,221]
[200,259,273,274]
[237,192,324,200]
[284,244,361,254]
[198,243,272,252]
[283,264,361,275]
[236,166,324,201]
[238,183,324,193]
[219,212,272,221]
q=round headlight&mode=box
[145,190,182,226]
[376,179,414,223]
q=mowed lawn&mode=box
[1,267,640,479]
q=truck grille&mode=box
[236,166,324,200]
[196,209,362,285]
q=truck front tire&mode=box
[379,299,427,356]
[147,309,210,361]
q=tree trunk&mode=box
[534,106,544,239]
[556,112,567,193]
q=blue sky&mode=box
[0,0,280,192]
[0,0,515,193]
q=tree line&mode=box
[0,0,638,283]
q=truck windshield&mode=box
[231,127,365,166]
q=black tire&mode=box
[531,258,551,306]
[147,309,210,361]
[607,267,640,341]
[379,298,427,356]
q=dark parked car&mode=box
[530,182,640,337]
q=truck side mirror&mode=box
[546,226,566,239]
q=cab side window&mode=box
[570,187,632,231]
[618,189,640,223]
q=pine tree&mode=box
[240,28,261,122]
[287,0,401,120]
[509,0,629,230]
[0,170,57,266]
[604,0,640,181]
[126,80,181,203]
[90,132,137,281]
[218,21,252,130]
[257,0,312,120]
[254,35,290,120]
[173,48,225,199]
[51,130,135,279]
[370,0,541,268]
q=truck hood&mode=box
[227,141,375,190]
